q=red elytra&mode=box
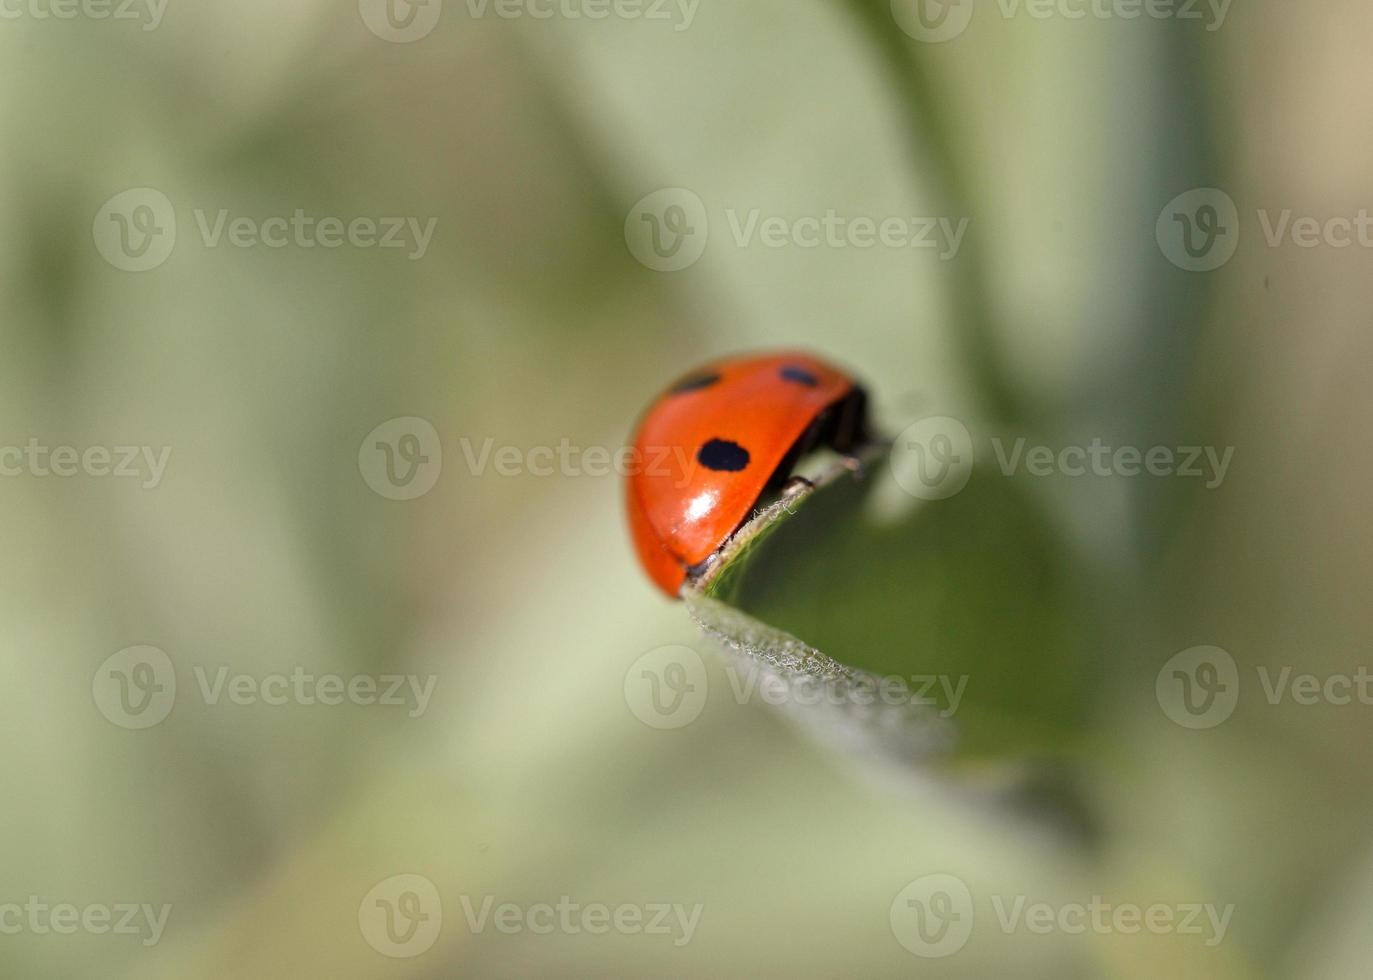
[625,351,869,598]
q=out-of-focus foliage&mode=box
[1,1,1371,978]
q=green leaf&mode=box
[685,454,1102,770]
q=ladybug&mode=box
[625,351,870,598]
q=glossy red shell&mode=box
[624,351,859,598]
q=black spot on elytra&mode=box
[780,366,820,387]
[668,372,721,394]
[697,438,750,473]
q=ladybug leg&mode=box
[830,386,870,453]
[782,475,814,497]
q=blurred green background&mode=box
[2,0,1371,977]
